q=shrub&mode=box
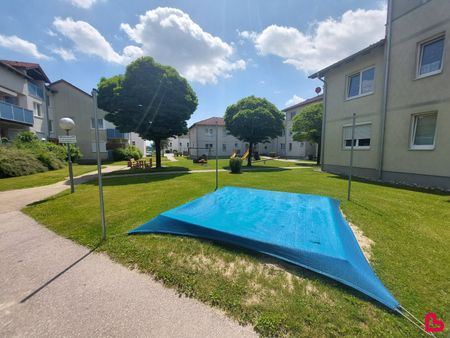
[0,146,47,178]
[15,131,38,143]
[229,157,242,174]
[112,145,143,161]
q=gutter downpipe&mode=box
[318,77,327,171]
[378,0,393,180]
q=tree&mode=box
[291,102,323,165]
[97,57,198,168]
[224,96,284,166]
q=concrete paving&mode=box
[0,167,256,338]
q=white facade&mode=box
[0,61,50,140]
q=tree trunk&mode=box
[247,142,253,167]
[155,139,162,168]
[316,142,321,165]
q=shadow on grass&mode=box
[84,171,191,187]
[131,232,396,314]
[328,174,450,197]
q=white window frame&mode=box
[346,66,375,100]
[33,102,42,117]
[409,112,437,150]
[91,141,107,153]
[205,128,213,136]
[342,122,372,150]
[91,118,105,130]
[416,34,445,79]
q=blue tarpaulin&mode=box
[129,186,399,311]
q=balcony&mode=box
[0,101,33,126]
[28,82,44,99]
[107,128,129,139]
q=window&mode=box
[169,142,172,147]
[343,123,372,149]
[33,102,42,117]
[280,143,285,150]
[179,142,182,147]
[418,36,445,77]
[300,142,304,147]
[347,67,375,99]
[289,143,292,151]
[187,142,189,147]
[234,143,238,148]
[91,118,104,129]
[48,120,53,132]
[222,144,226,151]
[132,141,136,146]
[205,143,213,149]
[410,113,437,150]
[281,130,285,136]
[91,142,107,152]
[290,111,296,120]
[205,128,213,136]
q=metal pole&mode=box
[215,121,219,190]
[66,130,75,193]
[92,89,106,240]
[347,113,356,201]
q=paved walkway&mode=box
[0,168,255,337]
[164,153,178,162]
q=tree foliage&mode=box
[97,57,198,167]
[291,102,323,164]
[224,96,284,166]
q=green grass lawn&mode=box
[0,164,99,192]
[106,156,316,175]
[23,169,449,337]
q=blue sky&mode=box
[0,0,386,125]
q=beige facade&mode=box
[311,0,450,190]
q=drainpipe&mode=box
[378,0,393,180]
[318,77,327,171]
[44,85,51,140]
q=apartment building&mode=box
[310,0,450,190]
[279,95,322,159]
[0,60,145,162]
[0,60,50,140]
[188,117,247,158]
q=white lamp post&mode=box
[59,117,75,193]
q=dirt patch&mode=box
[341,210,374,261]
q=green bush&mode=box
[13,131,82,168]
[0,146,48,178]
[112,145,143,161]
[229,157,242,174]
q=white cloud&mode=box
[52,47,76,61]
[53,17,137,64]
[253,6,386,73]
[120,7,246,84]
[69,0,99,9]
[46,29,58,37]
[0,34,50,59]
[285,95,305,107]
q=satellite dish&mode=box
[315,87,322,94]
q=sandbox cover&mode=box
[129,186,399,310]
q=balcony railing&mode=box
[28,82,44,99]
[107,128,129,139]
[0,101,34,126]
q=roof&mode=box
[0,60,50,83]
[49,79,92,98]
[282,94,323,112]
[308,39,385,79]
[189,117,225,128]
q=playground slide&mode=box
[241,149,250,160]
